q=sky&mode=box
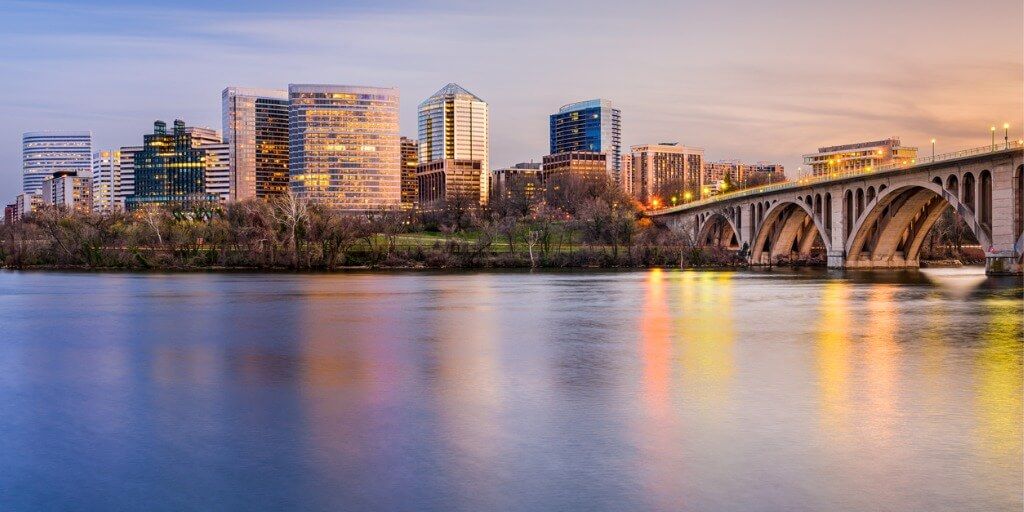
[1,0,1022,200]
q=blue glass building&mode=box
[549,99,621,183]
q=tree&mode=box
[272,194,308,269]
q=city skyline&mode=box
[1,0,1022,202]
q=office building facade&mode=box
[289,84,401,211]
[491,162,543,202]
[549,99,621,183]
[418,83,489,204]
[116,146,142,208]
[184,126,230,204]
[417,159,483,207]
[91,150,120,212]
[400,137,419,209]
[14,193,43,221]
[541,151,608,184]
[626,143,704,204]
[125,120,219,210]
[42,171,93,213]
[22,131,92,194]
[803,137,917,177]
[222,87,290,201]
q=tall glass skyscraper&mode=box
[222,87,290,201]
[417,83,489,204]
[22,131,92,193]
[125,120,219,210]
[289,84,400,211]
[549,99,621,183]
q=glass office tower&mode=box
[125,120,219,210]
[549,99,621,184]
[417,83,489,204]
[222,87,290,201]
[288,84,400,211]
[22,131,92,193]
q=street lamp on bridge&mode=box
[931,139,936,160]
[991,125,996,150]
[1004,123,1010,149]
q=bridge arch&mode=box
[750,200,831,264]
[844,180,990,268]
[695,211,741,249]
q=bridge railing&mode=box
[649,140,1023,214]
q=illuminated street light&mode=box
[930,138,935,160]
[991,125,996,150]
[683,191,693,201]
[651,198,660,208]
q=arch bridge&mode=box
[648,142,1024,275]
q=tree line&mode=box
[0,173,977,270]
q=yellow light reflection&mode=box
[975,297,1023,462]
[862,285,900,444]
[816,281,852,429]
[640,268,672,416]
[678,271,734,410]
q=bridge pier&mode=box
[985,251,1022,276]
[826,251,846,269]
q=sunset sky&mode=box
[1,0,1021,200]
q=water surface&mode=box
[0,268,1020,511]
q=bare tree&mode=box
[272,194,308,269]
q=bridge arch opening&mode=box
[750,201,830,265]
[979,170,993,231]
[962,172,976,209]
[824,193,833,232]
[696,212,741,251]
[843,190,854,236]
[845,182,989,269]
[945,174,958,196]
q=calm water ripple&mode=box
[0,268,1020,511]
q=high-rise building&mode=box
[625,143,704,204]
[400,137,419,209]
[42,171,93,213]
[222,87,290,201]
[541,151,608,184]
[125,120,219,210]
[22,131,92,194]
[417,83,489,204]
[91,150,120,212]
[184,126,231,204]
[417,159,483,207]
[803,137,917,177]
[289,84,401,211]
[116,146,142,209]
[549,99,621,184]
[491,162,543,202]
[3,203,15,225]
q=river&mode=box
[0,268,1020,511]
